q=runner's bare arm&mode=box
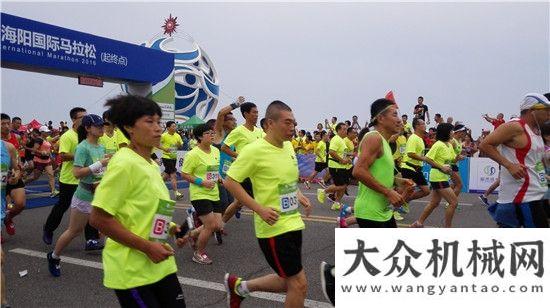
[73,157,109,179]
[224,177,279,225]
[479,122,526,179]
[6,142,21,183]
[297,190,312,217]
[479,122,522,166]
[214,96,245,142]
[483,114,495,123]
[221,144,238,159]
[181,172,215,189]
[90,207,174,263]
[59,152,74,162]
[328,150,348,165]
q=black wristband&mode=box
[230,103,239,110]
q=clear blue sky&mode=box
[1,1,549,137]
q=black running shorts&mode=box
[258,230,303,278]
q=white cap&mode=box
[520,93,550,111]
[39,125,50,133]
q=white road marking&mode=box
[300,191,473,206]
[9,248,331,308]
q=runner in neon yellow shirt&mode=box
[317,123,352,210]
[412,123,458,228]
[159,121,184,200]
[90,95,187,306]
[304,130,329,189]
[220,102,263,227]
[449,124,467,200]
[181,124,222,265]
[224,100,312,308]
[98,111,120,155]
[400,118,432,203]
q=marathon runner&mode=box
[304,130,329,189]
[221,102,263,222]
[211,96,244,238]
[317,122,351,211]
[1,113,26,236]
[24,126,59,197]
[43,107,102,250]
[98,110,123,155]
[352,98,413,228]
[447,124,467,208]
[479,93,549,227]
[1,137,20,308]
[47,114,109,276]
[224,100,312,308]
[412,123,458,228]
[181,124,222,265]
[90,95,187,307]
[160,121,184,200]
[400,118,431,202]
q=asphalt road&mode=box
[1,180,497,307]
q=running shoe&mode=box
[42,228,53,245]
[214,231,223,245]
[304,180,311,190]
[317,188,326,203]
[397,202,410,214]
[339,204,351,219]
[331,202,341,211]
[337,217,348,228]
[478,194,490,207]
[444,202,462,212]
[235,208,241,219]
[49,190,60,197]
[175,191,184,200]
[85,239,104,251]
[193,251,213,265]
[224,273,245,308]
[393,211,404,221]
[410,221,424,228]
[320,262,335,306]
[4,217,15,235]
[47,252,61,277]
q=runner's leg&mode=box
[53,208,89,256]
[417,190,442,225]
[439,187,459,227]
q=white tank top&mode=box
[498,120,548,204]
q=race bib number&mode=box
[149,199,176,242]
[1,164,9,188]
[279,182,299,213]
[535,161,547,185]
[205,165,220,182]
